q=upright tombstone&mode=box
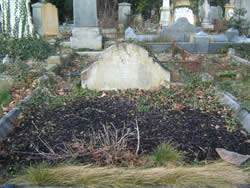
[81,43,170,90]
[201,0,214,29]
[160,0,171,27]
[118,2,131,25]
[70,0,102,50]
[32,3,59,36]
[235,0,250,24]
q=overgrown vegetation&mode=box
[0,36,54,61]
[0,88,12,116]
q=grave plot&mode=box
[0,43,249,185]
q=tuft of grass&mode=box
[0,87,12,107]
[10,162,250,187]
[147,143,183,166]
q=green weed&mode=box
[147,142,183,166]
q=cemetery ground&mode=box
[0,40,250,187]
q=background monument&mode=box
[70,0,102,50]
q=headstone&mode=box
[210,6,223,22]
[118,2,131,25]
[81,43,170,90]
[70,0,102,50]
[160,0,171,27]
[194,31,210,54]
[174,7,195,25]
[125,27,137,40]
[160,18,200,42]
[201,0,214,29]
[32,3,59,36]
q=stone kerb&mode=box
[81,43,171,90]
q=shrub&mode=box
[0,36,54,61]
[0,87,12,107]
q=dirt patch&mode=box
[0,94,249,176]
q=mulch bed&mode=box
[0,95,249,175]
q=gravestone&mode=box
[210,6,223,22]
[201,0,214,29]
[160,18,200,42]
[235,0,250,24]
[81,43,170,90]
[118,2,131,25]
[125,27,137,40]
[174,7,194,25]
[160,0,171,27]
[32,3,59,36]
[70,0,102,50]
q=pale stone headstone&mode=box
[160,18,200,42]
[74,0,98,27]
[118,2,131,25]
[160,0,171,27]
[210,6,223,22]
[81,43,170,90]
[70,0,102,50]
[32,3,59,36]
[125,27,137,40]
[174,7,194,25]
[201,0,214,29]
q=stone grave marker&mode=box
[81,43,170,90]
[118,2,131,25]
[160,0,171,27]
[32,3,59,36]
[160,17,200,42]
[201,0,214,29]
[70,0,102,50]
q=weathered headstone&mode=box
[81,43,170,90]
[160,0,171,27]
[125,27,137,40]
[32,3,59,36]
[160,18,200,42]
[210,6,223,22]
[201,0,214,29]
[70,0,102,50]
[118,2,131,25]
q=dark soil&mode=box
[0,95,249,176]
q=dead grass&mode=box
[10,162,249,188]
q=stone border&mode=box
[0,87,41,141]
